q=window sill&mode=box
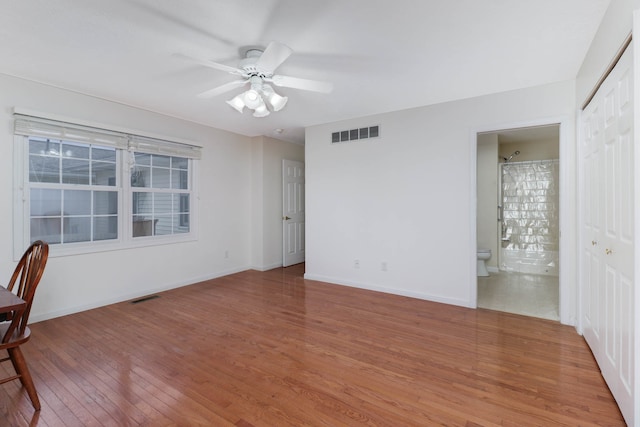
[45,233,198,258]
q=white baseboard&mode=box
[303,273,472,308]
[250,262,283,271]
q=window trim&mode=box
[13,107,202,157]
[13,117,200,260]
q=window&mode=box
[14,112,201,257]
[131,153,190,237]
[29,138,119,244]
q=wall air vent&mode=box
[331,125,380,143]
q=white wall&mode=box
[251,136,304,270]
[305,80,575,309]
[0,74,254,322]
[576,0,640,105]
[250,139,265,269]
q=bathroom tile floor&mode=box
[477,271,559,321]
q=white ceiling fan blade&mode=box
[255,41,293,73]
[269,75,333,93]
[173,53,244,75]
[197,80,248,98]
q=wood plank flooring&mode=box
[1,265,625,426]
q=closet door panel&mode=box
[580,41,635,425]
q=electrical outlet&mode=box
[225,250,229,259]
[381,262,387,271]
[354,259,360,269]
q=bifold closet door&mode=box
[580,42,635,425]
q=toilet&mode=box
[477,249,491,277]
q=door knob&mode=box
[591,240,597,246]
[283,216,291,220]
[605,248,613,255]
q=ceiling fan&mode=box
[186,41,333,117]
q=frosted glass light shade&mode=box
[262,84,288,112]
[268,93,288,111]
[244,89,261,109]
[226,95,245,113]
[252,100,270,117]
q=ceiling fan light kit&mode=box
[225,76,288,117]
[188,41,333,118]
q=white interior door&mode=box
[580,42,635,425]
[282,160,305,267]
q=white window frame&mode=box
[12,111,200,259]
[129,151,194,239]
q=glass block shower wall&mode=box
[500,159,559,276]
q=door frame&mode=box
[470,115,573,325]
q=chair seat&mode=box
[0,322,31,348]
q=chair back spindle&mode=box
[0,240,48,410]
[4,241,49,341]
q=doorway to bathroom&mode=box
[476,124,560,320]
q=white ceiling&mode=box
[0,0,610,144]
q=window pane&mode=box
[62,143,90,159]
[177,194,189,213]
[133,192,152,215]
[29,156,60,183]
[154,193,172,214]
[92,147,116,162]
[172,157,188,170]
[64,190,91,215]
[62,158,90,184]
[132,216,155,237]
[92,161,116,186]
[175,214,189,233]
[29,138,48,155]
[131,166,150,187]
[152,167,170,188]
[154,216,172,236]
[94,191,118,215]
[63,217,91,243]
[171,170,188,189]
[152,155,170,167]
[94,216,117,241]
[30,139,60,156]
[30,188,61,216]
[134,152,151,166]
[30,218,61,244]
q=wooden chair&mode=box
[0,240,49,410]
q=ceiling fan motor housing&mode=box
[239,48,270,78]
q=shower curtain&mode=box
[500,159,559,276]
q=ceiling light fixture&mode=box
[225,76,288,118]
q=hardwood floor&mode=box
[1,265,625,426]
